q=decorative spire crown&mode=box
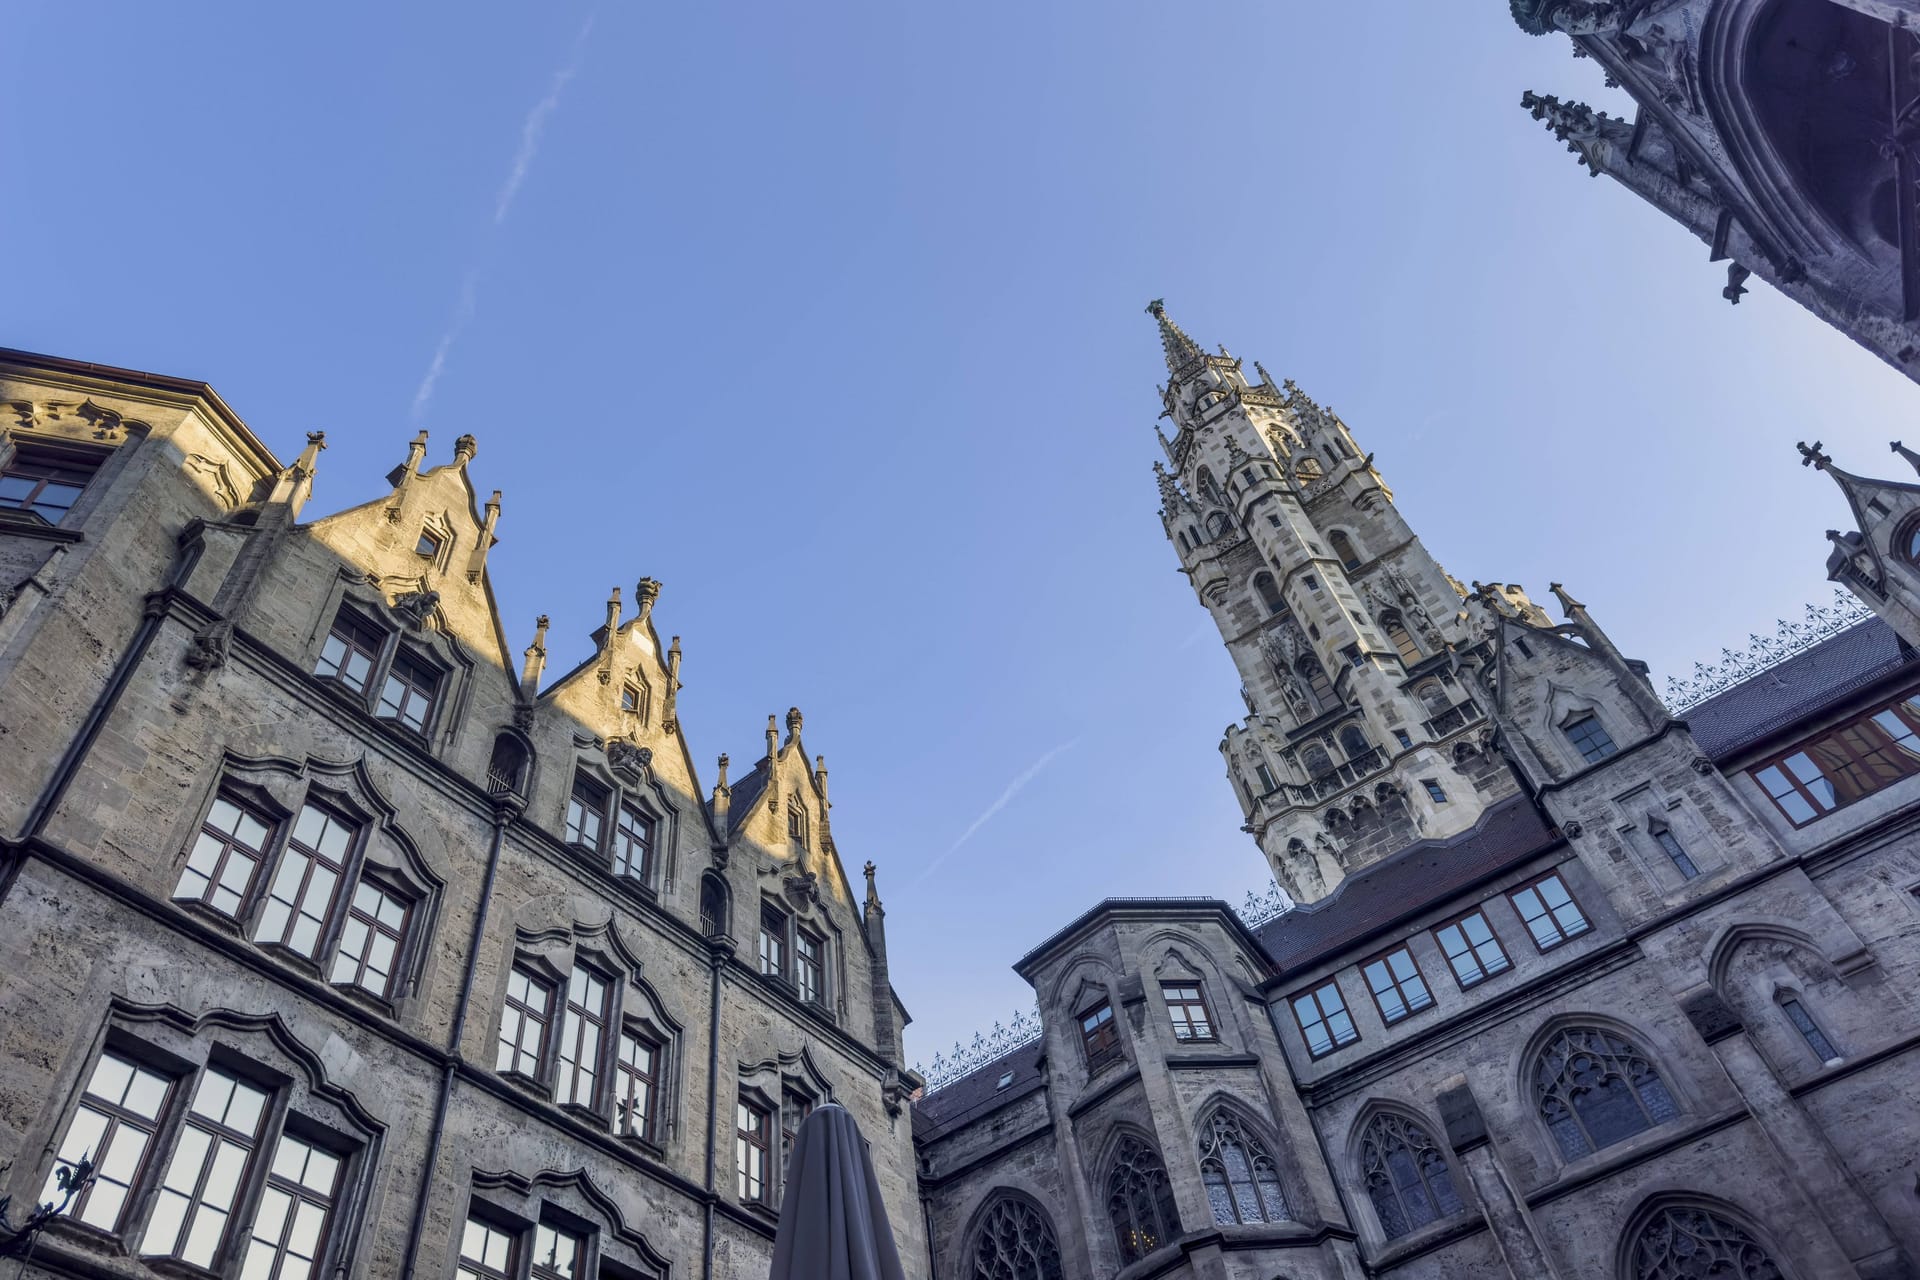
[1146,298,1205,378]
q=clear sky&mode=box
[6,3,1913,1068]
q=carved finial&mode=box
[863,860,882,910]
[716,752,730,789]
[1891,440,1920,478]
[635,577,661,627]
[1548,581,1585,616]
[766,714,780,759]
[604,586,623,635]
[467,490,503,584]
[405,430,429,476]
[1519,90,1628,175]
[1145,298,1204,378]
[1797,440,1832,470]
[814,754,829,804]
[786,706,803,740]
[1253,360,1273,388]
[452,434,478,466]
[1722,263,1751,305]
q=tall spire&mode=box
[1146,298,1204,378]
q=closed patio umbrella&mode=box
[768,1103,907,1280]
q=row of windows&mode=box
[0,443,100,524]
[1072,979,1217,1076]
[1750,691,1920,826]
[317,608,443,735]
[756,903,829,1007]
[496,961,666,1145]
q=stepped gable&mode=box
[1255,795,1559,973]
[1683,619,1915,761]
[910,1041,1047,1143]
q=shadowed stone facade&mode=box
[1510,0,1920,384]
[0,349,923,1278]
[912,307,1920,1280]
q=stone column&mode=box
[1437,1080,1562,1279]
[1681,991,1916,1279]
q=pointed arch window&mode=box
[1298,657,1335,713]
[487,732,531,798]
[1254,573,1285,616]
[1627,1203,1785,1280]
[968,1195,1063,1280]
[1532,1026,1679,1160]
[1338,725,1371,761]
[1359,1113,1462,1239]
[1301,744,1334,778]
[1104,1134,1180,1264]
[1196,1110,1287,1225]
[1381,612,1422,665]
[1330,530,1361,571]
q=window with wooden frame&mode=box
[531,1223,586,1280]
[1161,982,1216,1042]
[1079,1001,1121,1072]
[794,929,825,1006]
[780,1085,815,1174]
[1564,714,1617,763]
[564,776,610,854]
[610,801,654,883]
[758,904,789,982]
[496,966,556,1081]
[254,803,357,960]
[457,1216,520,1280]
[736,1098,772,1204]
[1507,872,1591,951]
[555,965,612,1109]
[45,1045,351,1275]
[1361,946,1434,1024]
[0,444,100,525]
[174,794,276,919]
[614,1028,661,1144]
[1432,910,1511,988]
[1289,981,1358,1057]
[620,682,647,720]
[327,877,411,998]
[1750,693,1920,826]
[375,648,441,734]
[314,609,386,696]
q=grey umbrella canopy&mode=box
[768,1103,908,1280]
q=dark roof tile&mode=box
[910,1040,1046,1143]
[1683,619,1913,760]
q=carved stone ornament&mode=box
[184,619,234,672]
[1561,819,1584,838]
[76,399,125,439]
[1691,756,1715,775]
[391,589,440,631]
[606,739,652,780]
[8,401,36,430]
[782,870,820,910]
[512,703,535,732]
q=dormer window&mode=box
[0,446,98,525]
[415,529,441,558]
[995,1070,1014,1090]
[1564,715,1617,764]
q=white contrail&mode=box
[913,739,1081,885]
[410,14,594,421]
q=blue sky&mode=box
[6,3,1913,1066]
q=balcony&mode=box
[1422,701,1483,739]
[1290,747,1386,804]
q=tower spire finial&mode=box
[1146,298,1204,378]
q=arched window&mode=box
[1298,658,1335,713]
[1359,1113,1462,1240]
[699,873,731,938]
[1196,468,1225,507]
[1906,520,1920,565]
[1382,612,1421,665]
[1187,524,1202,547]
[1302,744,1334,778]
[1415,682,1449,717]
[1329,531,1361,571]
[1206,511,1233,539]
[1197,1110,1287,1224]
[1294,457,1324,486]
[969,1195,1063,1280]
[1533,1027,1679,1160]
[1626,1202,1785,1280]
[1254,573,1285,616]
[1104,1134,1180,1264]
[1338,725,1370,760]
[487,731,531,797]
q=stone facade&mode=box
[0,349,924,1278]
[1509,0,1920,385]
[912,307,1920,1280]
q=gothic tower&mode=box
[1147,302,1522,901]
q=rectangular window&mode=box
[620,682,644,715]
[1393,729,1413,750]
[1362,946,1434,1023]
[1750,695,1920,826]
[781,1087,814,1172]
[611,802,654,883]
[145,1068,270,1267]
[43,1051,173,1231]
[556,966,610,1108]
[1422,779,1448,804]
[0,447,97,524]
[615,1029,660,1143]
[1433,909,1512,987]
[795,930,824,1005]
[458,1217,519,1280]
[758,905,788,980]
[1780,998,1839,1062]
[565,776,609,853]
[1290,981,1359,1057]
[1565,714,1618,763]
[314,610,385,695]
[532,1223,585,1280]
[496,966,554,1078]
[1343,643,1365,670]
[174,795,274,918]
[1653,828,1699,879]
[1254,763,1277,793]
[1509,872,1591,951]
[1080,1002,1120,1071]
[329,878,410,997]
[787,803,807,844]
[415,530,441,558]
[254,803,355,959]
[376,649,439,733]
[737,1100,770,1203]
[240,1132,342,1280]
[1162,983,1215,1042]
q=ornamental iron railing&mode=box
[915,1008,1044,1094]
[1663,589,1874,712]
